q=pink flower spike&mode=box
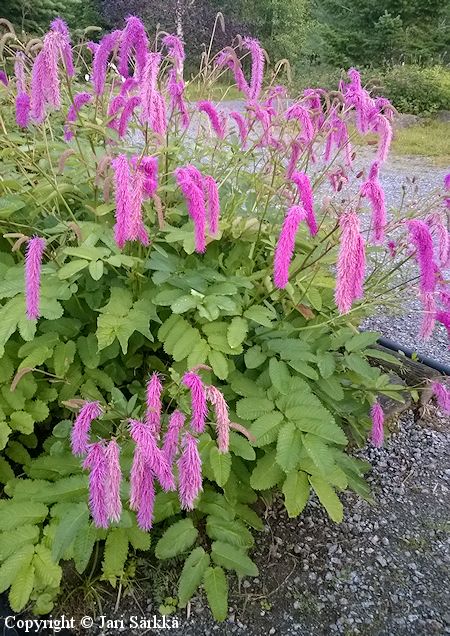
[197,101,226,139]
[177,433,203,510]
[203,175,220,237]
[92,30,121,96]
[71,401,103,456]
[435,310,450,340]
[175,166,207,253]
[140,52,161,126]
[162,34,185,75]
[145,372,163,435]
[139,156,159,198]
[373,114,392,164]
[129,447,145,511]
[129,419,175,492]
[64,91,92,141]
[335,212,366,314]
[50,17,74,77]
[370,401,384,447]
[273,205,307,289]
[406,219,436,294]
[15,93,30,128]
[83,442,109,528]
[105,439,122,523]
[167,70,190,128]
[118,95,140,139]
[182,372,208,434]
[206,386,230,453]
[136,470,155,531]
[243,37,265,101]
[360,162,387,244]
[0,70,7,86]
[290,171,318,236]
[118,16,149,79]
[14,52,26,93]
[112,154,132,249]
[431,381,450,414]
[25,236,46,320]
[215,50,250,96]
[229,111,248,147]
[128,162,150,246]
[163,410,186,465]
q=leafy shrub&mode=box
[366,64,450,115]
[0,16,448,621]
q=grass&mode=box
[391,120,450,163]
[185,81,242,102]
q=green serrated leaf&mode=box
[268,358,291,395]
[249,411,284,447]
[203,566,228,621]
[51,502,89,561]
[227,317,248,349]
[276,422,303,473]
[250,450,284,490]
[211,541,258,577]
[0,502,48,532]
[178,547,210,607]
[32,544,62,589]
[101,528,128,585]
[8,562,34,612]
[209,447,231,487]
[206,517,254,548]
[155,519,198,559]
[282,471,310,518]
[309,475,343,522]
[236,397,274,421]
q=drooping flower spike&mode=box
[335,212,366,314]
[92,30,122,96]
[118,15,149,80]
[162,34,185,75]
[112,154,132,249]
[105,439,122,523]
[273,205,308,289]
[177,433,203,510]
[229,110,248,147]
[175,166,207,253]
[419,292,436,341]
[129,419,175,492]
[145,372,163,435]
[290,171,318,236]
[370,401,384,447]
[25,236,46,320]
[14,52,30,128]
[64,92,92,141]
[0,70,8,86]
[71,400,103,456]
[182,371,208,434]
[83,442,109,528]
[203,175,220,237]
[243,37,265,101]
[206,386,230,453]
[167,69,190,128]
[163,410,186,465]
[197,101,226,139]
[406,219,436,294]
[431,381,450,413]
[360,161,387,244]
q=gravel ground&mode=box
[83,405,449,636]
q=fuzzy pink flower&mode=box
[129,419,175,492]
[206,386,230,453]
[139,156,159,197]
[152,91,167,136]
[406,220,436,294]
[140,52,161,128]
[128,165,150,246]
[177,433,203,510]
[167,70,190,128]
[92,30,121,96]
[83,442,109,528]
[105,439,122,523]
[373,114,392,163]
[71,401,103,456]
[64,91,92,141]
[0,70,7,86]
[360,162,387,244]
[163,410,186,465]
[335,212,366,314]
[229,111,248,147]
[274,205,307,289]
[175,166,207,253]
[30,30,65,123]
[129,447,145,511]
[370,401,384,447]
[215,49,249,96]
[14,51,26,92]
[431,381,450,413]
[50,17,74,77]
[107,94,126,131]
[197,100,226,139]
[162,34,185,75]
[203,175,220,237]
[136,470,155,530]
[182,372,208,434]
[285,104,314,147]
[117,95,140,139]
[290,172,318,236]
[112,154,131,249]
[25,236,46,320]
[15,93,30,128]
[328,167,348,193]
[427,213,450,267]
[145,372,163,435]
[445,174,450,209]
[419,292,436,341]
[243,37,265,101]
[118,16,149,79]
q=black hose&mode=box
[377,336,450,376]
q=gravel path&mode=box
[87,406,449,636]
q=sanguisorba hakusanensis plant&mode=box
[0,15,449,618]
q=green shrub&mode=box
[0,18,444,621]
[366,64,450,115]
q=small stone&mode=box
[376,555,387,567]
